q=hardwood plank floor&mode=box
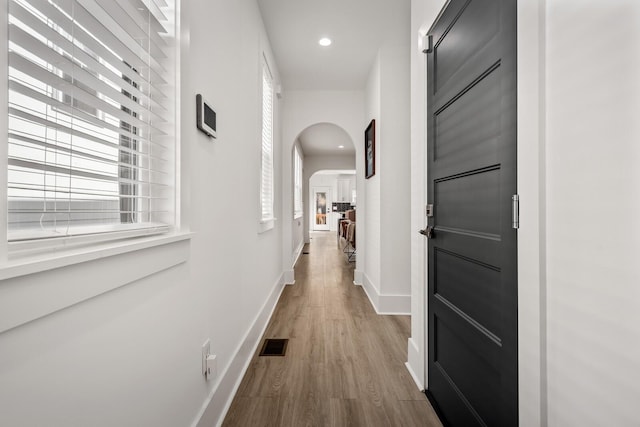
[222,232,442,427]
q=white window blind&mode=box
[293,146,302,218]
[7,0,176,242]
[260,59,274,222]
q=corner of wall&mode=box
[361,273,411,315]
[353,269,363,285]
[283,270,295,285]
[284,240,304,286]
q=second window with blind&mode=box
[260,56,274,228]
[293,146,302,219]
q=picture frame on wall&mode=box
[365,119,375,179]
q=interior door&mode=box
[424,0,518,426]
[312,187,330,231]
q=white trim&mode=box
[406,337,424,391]
[283,233,305,285]
[293,145,303,218]
[259,55,275,223]
[257,218,276,234]
[174,0,183,230]
[8,224,171,254]
[293,240,304,265]
[0,0,8,261]
[0,232,192,333]
[517,1,546,425]
[353,269,363,285]
[0,231,192,281]
[361,273,411,315]
[192,273,286,427]
[283,270,295,285]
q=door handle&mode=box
[419,226,435,239]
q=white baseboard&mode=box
[353,269,363,286]
[192,273,286,427]
[361,273,411,315]
[293,241,304,266]
[283,270,295,285]
[406,337,424,391]
[284,242,305,285]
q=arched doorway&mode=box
[280,92,367,286]
[292,123,356,246]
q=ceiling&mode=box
[256,0,410,91]
[297,123,355,156]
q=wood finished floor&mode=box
[222,232,442,427]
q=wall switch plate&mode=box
[206,354,217,379]
[202,339,210,376]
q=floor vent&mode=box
[259,338,288,356]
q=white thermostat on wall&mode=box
[196,94,217,138]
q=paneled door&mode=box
[424,0,518,425]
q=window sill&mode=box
[258,218,277,234]
[0,231,193,333]
[0,231,193,281]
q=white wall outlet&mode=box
[201,339,210,376]
[206,354,217,379]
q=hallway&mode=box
[222,232,441,426]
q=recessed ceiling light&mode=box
[338,145,345,149]
[318,37,332,47]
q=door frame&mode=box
[413,1,546,425]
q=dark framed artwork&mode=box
[365,119,375,179]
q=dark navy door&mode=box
[425,0,518,425]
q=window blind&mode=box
[260,59,274,222]
[7,0,176,242]
[293,146,302,217]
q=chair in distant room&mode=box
[340,209,356,262]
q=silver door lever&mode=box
[419,226,435,239]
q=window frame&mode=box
[293,145,303,219]
[0,0,189,334]
[1,0,180,260]
[259,55,275,232]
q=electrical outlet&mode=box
[202,339,210,376]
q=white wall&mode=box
[380,41,411,298]
[362,3,411,314]
[545,1,640,426]
[410,1,640,426]
[0,2,285,427]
